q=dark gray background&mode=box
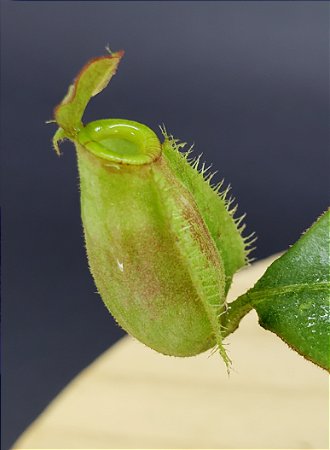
[2,1,329,448]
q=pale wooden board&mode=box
[13,255,329,449]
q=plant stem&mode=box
[221,293,253,338]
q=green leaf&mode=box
[224,210,330,371]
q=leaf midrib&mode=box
[247,281,330,306]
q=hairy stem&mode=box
[221,293,253,338]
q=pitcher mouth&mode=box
[77,119,162,165]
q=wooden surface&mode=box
[14,255,329,449]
